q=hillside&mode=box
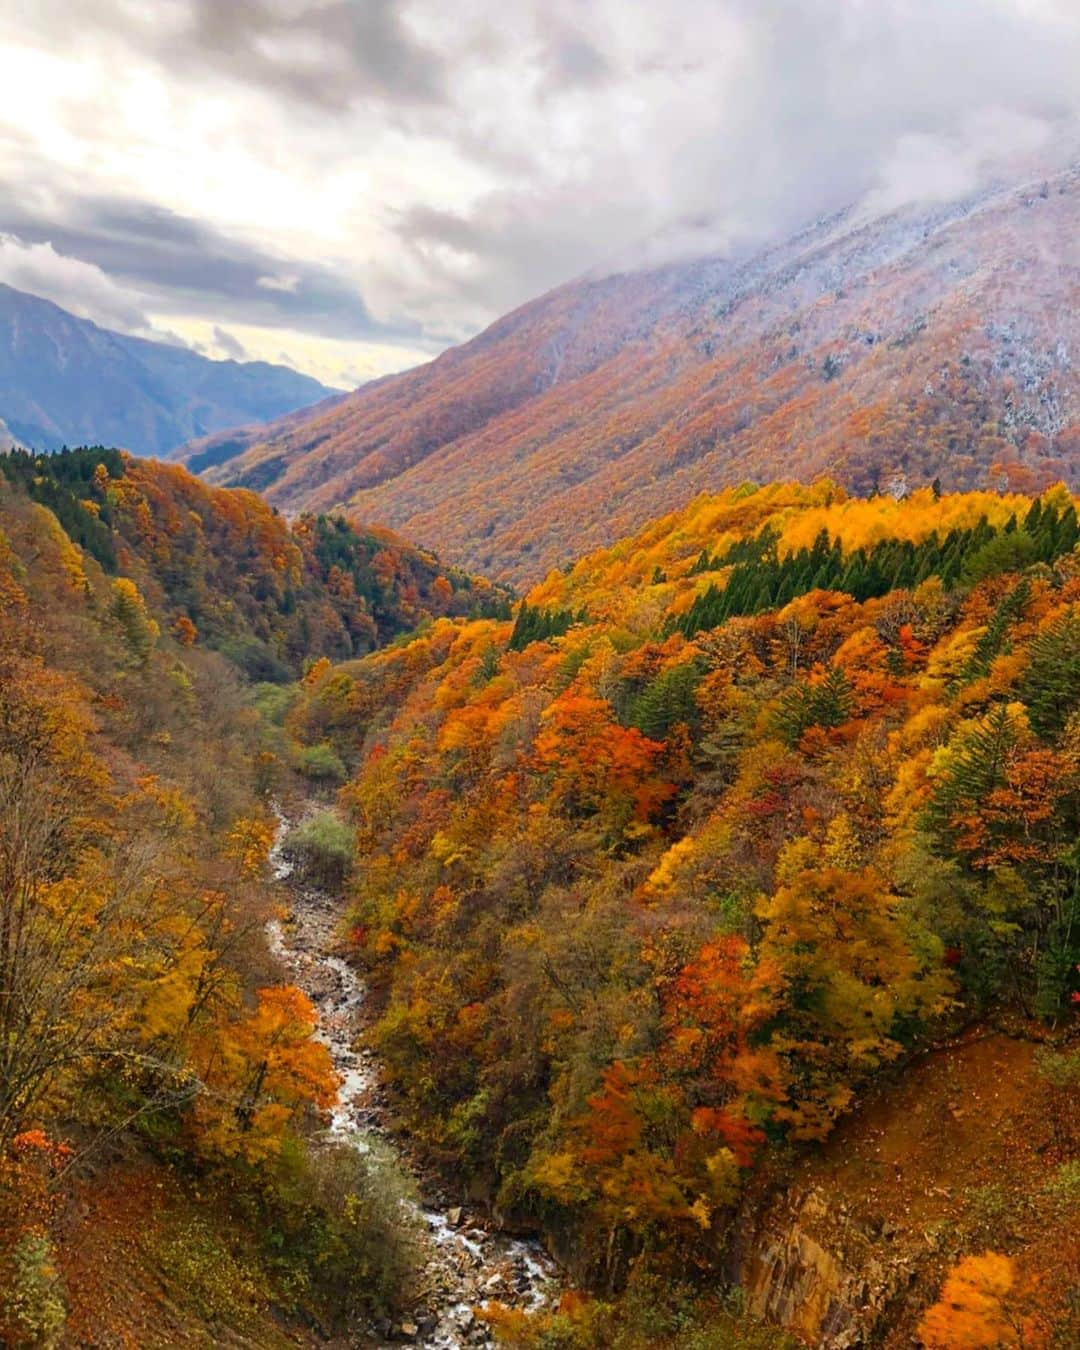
[3,454,1078,1344]
[0,447,509,681]
[282,478,1080,1343]
[0,282,338,456]
[0,454,439,1345]
[193,160,1080,587]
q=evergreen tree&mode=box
[1020,609,1080,739]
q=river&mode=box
[266,811,560,1347]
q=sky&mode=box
[0,0,1077,390]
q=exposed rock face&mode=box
[737,1188,915,1347]
[746,1203,845,1341]
[728,1033,1067,1347]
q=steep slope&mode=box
[0,456,424,1346]
[0,282,339,455]
[283,477,1080,1342]
[198,161,1079,586]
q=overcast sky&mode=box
[0,0,1076,388]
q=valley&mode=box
[0,47,1078,1339]
[267,804,560,1348]
[2,444,1079,1345]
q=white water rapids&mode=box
[267,813,560,1347]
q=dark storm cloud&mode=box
[0,189,424,344]
[18,0,448,112]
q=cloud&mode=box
[257,273,301,293]
[0,190,423,345]
[0,233,155,334]
[212,324,248,360]
[864,108,1058,216]
[182,0,449,109]
[363,0,1080,332]
[0,0,1076,353]
[15,0,448,113]
[544,31,612,90]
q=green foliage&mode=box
[773,666,854,745]
[1034,1045,1080,1092]
[964,1182,1031,1243]
[956,580,1030,686]
[293,741,348,784]
[960,529,1037,583]
[110,577,159,664]
[0,446,122,570]
[510,600,584,650]
[250,681,298,727]
[306,512,511,636]
[924,705,1017,859]
[628,661,704,738]
[1,1232,67,1349]
[283,810,354,886]
[218,635,292,683]
[678,503,1076,639]
[1020,609,1080,738]
[1045,1160,1080,1209]
[0,448,508,683]
[150,1216,266,1330]
[255,1139,421,1321]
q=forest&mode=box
[0,447,510,680]
[285,478,1080,1344]
[0,456,1078,1346]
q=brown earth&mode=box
[734,1027,1079,1346]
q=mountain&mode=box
[3,456,1078,1344]
[0,282,339,456]
[191,159,1080,586]
[0,446,509,682]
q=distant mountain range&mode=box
[184,158,1079,586]
[0,282,340,457]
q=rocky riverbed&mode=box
[267,814,560,1347]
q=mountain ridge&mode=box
[0,281,339,457]
[189,159,1079,586]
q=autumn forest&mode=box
[0,431,1076,1347]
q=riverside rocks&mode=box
[268,810,560,1348]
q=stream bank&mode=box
[267,814,560,1348]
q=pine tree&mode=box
[1020,609,1080,739]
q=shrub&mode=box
[0,1232,67,1349]
[293,741,347,784]
[218,635,291,683]
[259,1138,421,1322]
[283,810,354,887]
[251,681,297,727]
[150,1216,265,1329]
[1046,1160,1080,1209]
